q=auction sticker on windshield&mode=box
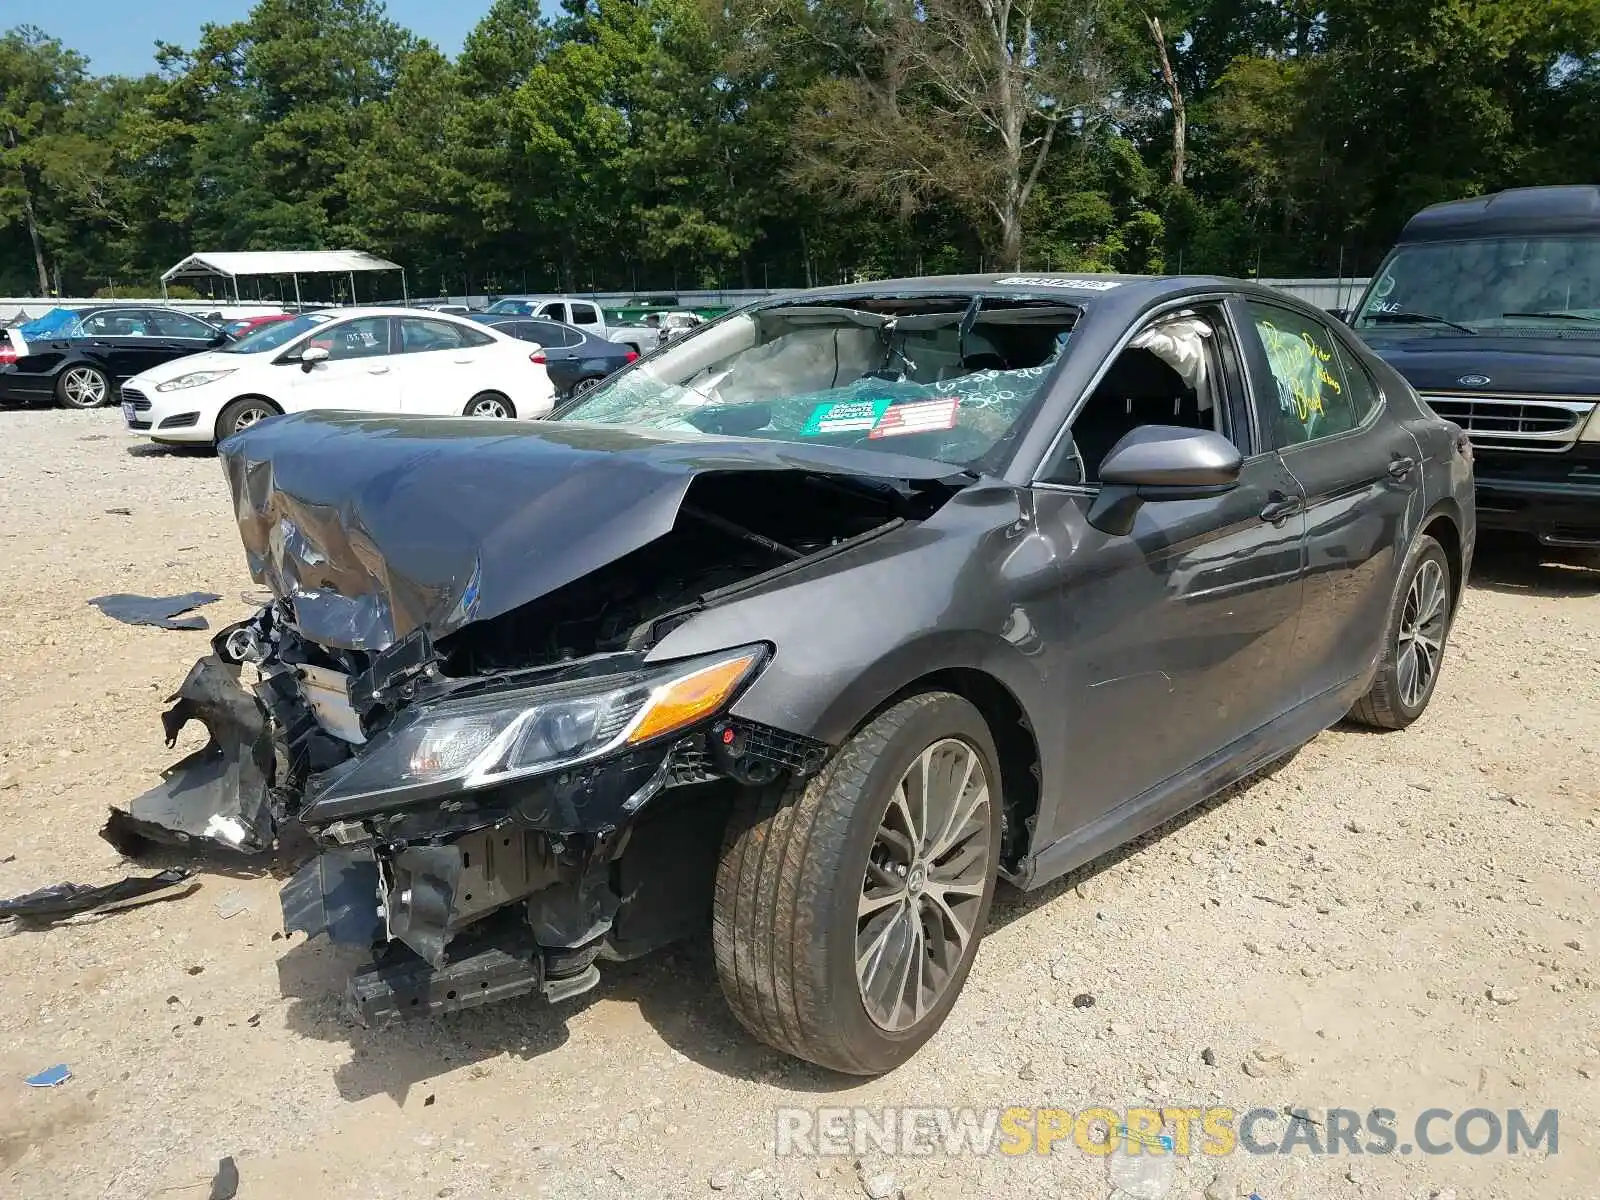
[870,398,959,439]
[801,399,893,435]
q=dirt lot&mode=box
[1,406,1596,1200]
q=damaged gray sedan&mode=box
[115,274,1474,1073]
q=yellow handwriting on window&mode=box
[1257,320,1342,425]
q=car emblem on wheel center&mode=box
[1458,374,1492,387]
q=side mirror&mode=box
[298,344,331,371]
[1088,425,1243,536]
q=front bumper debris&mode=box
[120,602,828,1025]
[281,834,606,1025]
[102,655,277,858]
[344,932,600,1025]
[0,867,197,922]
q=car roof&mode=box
[489,295,597,304]
[751,272,1275,317]
[482,312,583,328]
[1399,186,1600,242]
[319,306,486,320]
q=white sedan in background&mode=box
[121,307,558,444]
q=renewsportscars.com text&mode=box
[774,1105,1559,1159]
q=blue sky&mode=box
[26,1,499,77]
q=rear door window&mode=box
[149,311,218,340]
[398,317,471,353]
[526,319,583,349]
[1243,301,1360,446]
[1333,343,1384,424]
[569,302,600,327]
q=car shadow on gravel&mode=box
[1469,535,1600,598]
[987,748,1300,932]
[275,932,862,1100]
[125,442,212,459]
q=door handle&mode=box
[452,358,473,364]
[1388,455,1417,480]
[366,366,390,374]
[1259,494,1302,524]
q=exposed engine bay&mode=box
[107,458,961,1023]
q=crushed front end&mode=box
[112,411,961,1021]
[109,594,832,1021]
[176,600,820,1022]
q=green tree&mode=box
[0,27,87,293]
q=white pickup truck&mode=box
[476,295,666,355]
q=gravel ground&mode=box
[1,407,1596,1200]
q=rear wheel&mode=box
[569,377,602,399]
[1349,533,1453,729]
[464,392,515,418]
[713,692,1002,1074]
[215,397,279,441]
[56,365,111,409]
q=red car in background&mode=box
[221,313,295,339]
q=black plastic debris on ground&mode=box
[0,867,196,923]
[88,591,222,631]
[208,1155,240,1200]
[102,655,277,858]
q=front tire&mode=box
[56,365,111,409]
[713,692,1002,1074]
[215,397,280,442]
[1349,533,1453,729]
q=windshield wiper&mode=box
[1365,312,1477,334]
[1502,310,1600,324]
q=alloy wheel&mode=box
[232,406,272,433]
[571,378,600,397]
[63,368,107,407]
[856,738,993,1032]
[1396,558,1447,708]
[470,397,511,417]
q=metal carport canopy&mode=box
[160,250,406,305]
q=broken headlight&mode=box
[302,646,766,820]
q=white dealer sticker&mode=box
[869,398,959,439]
[995,276,1122,291]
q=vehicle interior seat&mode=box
[1070,348,1204,481]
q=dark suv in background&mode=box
[1347,185,1600,550]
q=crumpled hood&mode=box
[1362,332,1600,396]
[219,411,961,651]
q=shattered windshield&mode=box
[1354,236,1600,334]
[557,295,1079,467]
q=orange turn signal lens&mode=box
[626,652,762,745]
